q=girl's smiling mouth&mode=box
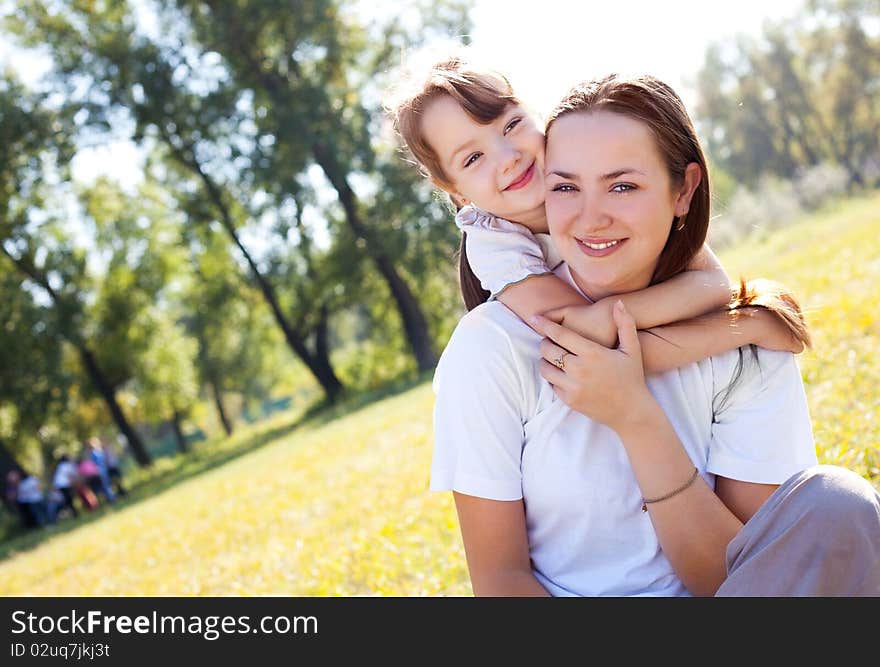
[504,161,535,191]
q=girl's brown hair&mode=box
[387,56,518,310]
[545,74,810,349]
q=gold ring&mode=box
[553,353,568,371]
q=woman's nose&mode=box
[579,196,613,232]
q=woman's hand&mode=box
[532,301,655,432]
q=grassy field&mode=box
[0,192,877,596]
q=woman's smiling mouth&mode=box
[576,237,627,257]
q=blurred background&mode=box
[0,0,877,595]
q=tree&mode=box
[0,76,153,466]
[180,224,293,436]
[8,0,472,405]
[8,0,347,401]
[693,0,880,188]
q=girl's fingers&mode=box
[541,306,568,324]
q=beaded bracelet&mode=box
[641,467,700,512]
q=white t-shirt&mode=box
[17,475,44,503]
[455,204,563,299]
[53,461,78,489]
[430,264,818,597]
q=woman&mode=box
[430,74,880,596]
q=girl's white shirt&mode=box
[455,204,563,299]
[430,262,817,597]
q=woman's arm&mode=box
[498,243,731,348]
[453,492,551,597]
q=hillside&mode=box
[1,193,877,595]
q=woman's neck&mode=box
[569,268,655,304]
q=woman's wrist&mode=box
[610,388,662,439]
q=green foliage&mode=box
[695,0,880,188]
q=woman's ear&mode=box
[674,162,702,217]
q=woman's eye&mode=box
[550,184,576,193]
[504,118,522,134]
[464,152,482,168]
[611,183,636,193]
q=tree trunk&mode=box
[313,144,438,372]
[0,439,24,515]
[310,302,339,388]
[171,410,188,454]
[162,130,345,403]
[77,346,152,466]
[0,248,152,466]
[0,440,23,476]
[211,379,233,437]
[214,39,437,373]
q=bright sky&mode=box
[0,0,806,189]
[465,0,805,116]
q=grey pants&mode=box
[716,465,880,596]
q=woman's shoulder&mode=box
[445,301,539,350]
[708,346,798,382]
[434,302,541,387]
[704,346,803,412]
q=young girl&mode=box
[387,56,808,370]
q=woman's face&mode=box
[544,110,697,301]
[422,94,547,230]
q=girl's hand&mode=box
[532,301,655,432]
[542,301,617,348]
[739,307,805,354]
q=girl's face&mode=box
[422,94,547,229]
[544,110,700,301]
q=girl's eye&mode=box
[550,184,576,193]
[611,183,636,193]
[464,152,482,168]
[504,118,522,134]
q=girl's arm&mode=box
[635,306,805,375]
[498,243,731,348]
[453,492,551,597]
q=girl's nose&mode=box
[500,144,521,174]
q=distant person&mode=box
[78,455,106,506]
[16,471,48,528]
[103,442,127,498]
[85,438,115,505]
[51,454,80,518]
[73,463,99,512]
[46,487,66,524]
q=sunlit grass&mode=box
[0,192,877,595]
[718,193,880,483]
